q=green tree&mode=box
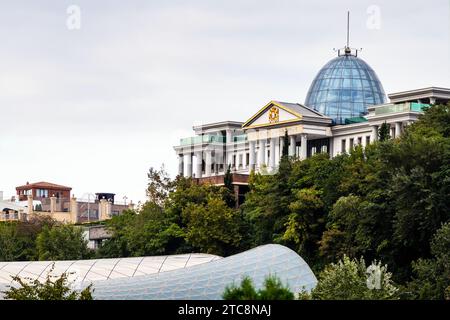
[378,122,390,141]
[405,223,450,300]
[3,264,93,300]
[223,275,294,300]
[98,205,185,258]
[243,147,294,247]
[182,196,243,256]
[99,176,246,259]
[282,188,325,261]
[224,164,233,192]
[223,164,236,208]
[282,130,289,158]
[410,103,450,138]
[36,225,92,260]
[0,217,56,261]
[147,165,175,207]
[123,203,185,256]
[307,256,398,300]
[95,210,135,258]
[319,195,364,261]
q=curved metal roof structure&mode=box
[0,244,317,300]
[0,253,220,285]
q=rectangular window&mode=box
[350,138,354,149]
[366,136,371,145]
[358,137,362,145]
[322,145,327,153]
[239,154,243,168]
[246,153,249,166]
[341,139,346,153]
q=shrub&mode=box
[306,256,398,300]
[223,275,294,300]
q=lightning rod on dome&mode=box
[334,11,362,57]
[346,10,350,48]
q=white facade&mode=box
[174,87,450,179]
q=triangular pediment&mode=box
[242,101,303,129]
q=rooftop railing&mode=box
[233,134,248,143]
[375,102,429,116]
[180,135,226,146]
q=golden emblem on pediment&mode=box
[268,107,279,123]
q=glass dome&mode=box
[305,54,386,124]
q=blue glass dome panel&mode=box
[305,55,386,124]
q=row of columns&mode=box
[179,133,309,177]
[249,133,308,171]
[179,150,214,178]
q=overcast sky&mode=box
[0,0,448,204]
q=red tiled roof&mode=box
[16,181,72,190]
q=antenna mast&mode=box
[346,11,350,48]
[336,11,360,57]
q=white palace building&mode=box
[173,45,450,202]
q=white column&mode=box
[289,135,296,157]
[184,153,192,177]
[249,141,256,171]
[205,150,212,177]
[275,137,280,163]
[395,122,402,138]
[178,155,184,176]
[258,139,266,168]
[226,130,233,144]
[430,97,436,104]
[269,138,276,169]
[371,125,379,142]
[195,151,202,178]
[226,149,232,167]
[235,152,240,169]
[300,134,308,160]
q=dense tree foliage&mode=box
[223,276,294,300]
[404,223,450,300]
[36,225,92,260]
[0,217,57,261]
[99,174,248,257]
[183,197,243,255]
